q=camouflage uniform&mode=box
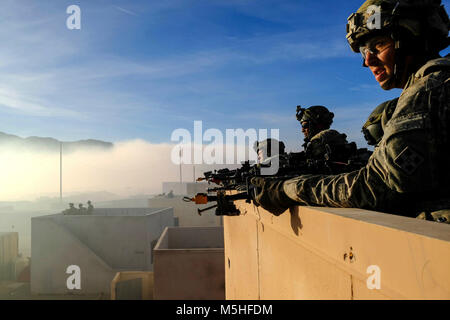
[252,0,450,222]
[296,105,360,167]
[362,98,398,147]
[282,56,450,218]
[304,129,353,162]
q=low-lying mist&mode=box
[0,139,249,202]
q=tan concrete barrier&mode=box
[224,202,450,300]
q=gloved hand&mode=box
[250,177,299,216]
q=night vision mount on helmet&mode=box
[296,105,334,129]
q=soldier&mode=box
[255,106,365,173]
[253,138,286,164]
[63,203,77,215]
[78,203,87,214]
[87,200,94,215]
[295,105,358,165]
[251,0,450,223]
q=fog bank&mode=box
[0,139,251,202]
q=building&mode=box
[31,207,174,296]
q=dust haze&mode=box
[0,139,247,257]
[0,139,247,202]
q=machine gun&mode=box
[183,160,265,216]
[183,152,332,216]
[196,160,258,189]
[184,190,252,216]
[184,146,372,216]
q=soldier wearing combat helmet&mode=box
[346,0,449,90]
[251,0,450,223]
[253,138,286,164]
[296,105,356,163]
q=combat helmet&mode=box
[362,98,398,145]
[296,105,334,129]
[347,0,449,54]
[253,138,286,158]
[347,0,449,84]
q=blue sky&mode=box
[1,0,449,151]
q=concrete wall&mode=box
[224,202,450,300]
[31,208,173,295]
[111,271,154,300]
[0,232,18,280]
[153,226,225,300]
[148,196,222,227]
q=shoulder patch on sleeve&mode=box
[393,146,424,175]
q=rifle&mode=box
[184,147,372,216]
[184,190,252,216]
[184,152,328,216]
[183,160,262,216]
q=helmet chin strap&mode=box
[392,38,405,88]
[390,4,406,89]
[392,36,431,89]
[388,2,431,89]
[305,125,321,142]
[381,1,405,88]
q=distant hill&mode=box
[0,131,113,153]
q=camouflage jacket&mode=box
[283,56,450,218]
[303,129,354,162]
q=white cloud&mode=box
[0,87,82,118]
[113,5,139,16]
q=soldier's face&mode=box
[301,121,310,138]
[258,149,265,162]
[362,36,396,90]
